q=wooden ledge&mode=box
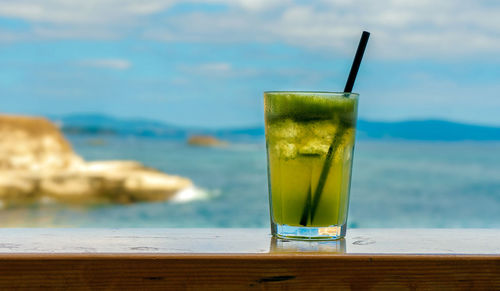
[0,229,498,290]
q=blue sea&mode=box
[1,136,500,228]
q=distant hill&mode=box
[51,114,187,138]
[49,114,500,141]
[356,119,500,141]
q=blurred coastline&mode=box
[51,113,500,142]
[0,114,499,228]
[0,115,192,208]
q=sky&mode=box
[0,0,499,128]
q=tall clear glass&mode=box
[264,91,359,240]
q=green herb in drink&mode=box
[265,92,358,227]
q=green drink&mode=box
[264,91,359,240]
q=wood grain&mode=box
[1,228,500,254]
[0,228,499,290]
[0,254,499,290]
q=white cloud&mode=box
[145,0,500,59]
[78,59,131,70]
[0,0,175,24]
[0,0,499,59]
[179,62,232,76]
[193,62,232,74]
[227,0,290,12]
[0,29,25,42]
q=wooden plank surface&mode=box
[0,228,498,290]
[0,228,499,254]
[0,254,499,290]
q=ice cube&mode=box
[298,138,330,156]
[308,120,337,142]
[333,129,355,162]
[274,141,298,159]
[269,119,304,140]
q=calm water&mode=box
[1,136,499,228]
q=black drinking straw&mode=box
[299,31,370,226]
[344,31,370,93]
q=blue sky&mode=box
[0,0,499,128]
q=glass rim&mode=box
[264,91,359,98]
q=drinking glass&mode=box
[264,91,359,240]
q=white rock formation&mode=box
[0,115,192,207]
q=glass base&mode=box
[270,237,346,253]
[273,223,346,241]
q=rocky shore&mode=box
[0,115,192,207]
[187,135,227,147]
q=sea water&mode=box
[0,136,499,228]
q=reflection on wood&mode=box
[0,229,498,290]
